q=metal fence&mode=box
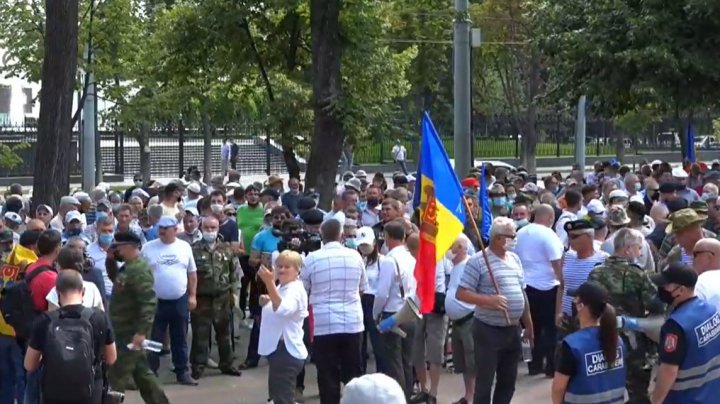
[0,126,287,179]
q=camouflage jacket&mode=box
[109,257,157,344]
[659,228,716,260]
[588,256,664,317]
[192,240,239,297]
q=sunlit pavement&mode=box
[123,324,553,404]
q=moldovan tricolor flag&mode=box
[414,112,467,314]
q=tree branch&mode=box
[241,18,275,102]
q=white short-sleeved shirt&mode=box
[142,238,197,300]
[87,242,113,296]
[444,258,474,320]
[258,279,309,360]
[46,281,104,311]
[515,223,564,291]
[695,270,720,312]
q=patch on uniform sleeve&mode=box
[664,333,678,353]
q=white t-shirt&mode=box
[444,258,474,320]
[392,145,406,161]
[555,211,578,246]
[516,223,564,290]
[695,270,720,312]
[142,238,197,300]
[46,281,104,311]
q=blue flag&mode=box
[479,164,492,241]
[687,123,696,163]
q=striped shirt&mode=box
[561,250,609,314]
[459,248,526,326]
[301,241,368,336]
[681,249,693,266]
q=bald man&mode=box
[693,238,720,311]
[26,219,46,232]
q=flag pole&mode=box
[462,197,511,325]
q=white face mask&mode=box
[505,238,517,250]
[203,232,218,243]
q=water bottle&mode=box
[126,339,163,352]
[521,330,532,363]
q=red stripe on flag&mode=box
[414,236,437,314]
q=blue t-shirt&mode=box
[251,228,281,254]
[143,224,159,242]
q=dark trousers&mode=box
[361,294,386,373]
[380,313,415,400]
[526,285,557,374]
[267,342,305,404]
[313,332,363,404]
[472,320,521,404]
[238,255,251,312]
[245,313,261,364]
[296,317,312,392]
[148,293,190,376]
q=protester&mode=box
[46,246,104,311]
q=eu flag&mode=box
[414,112,467,313]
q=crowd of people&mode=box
[0,157,720,404]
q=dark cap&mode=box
[588,215,607,229]
[300,208,324,226]
[659,182,680,194]
[666,198,688,213]
[393,175,408,185]
[650,262,698,288]
[689,200,709,214]
[112,231,142,246]
[564,219,595,233]
[259,188,280,200]
[297,196,316,211]
[0,229,13,244]
[567,281,609,307]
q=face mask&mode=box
[515,219,529,229]
[367,198,380,208]
[134,180,142,187]
[505,238,516,250]
[345,238,358,249]
[445,250,456,261]
[66,228,81,237]
[98,233,114,247]
[635,183,642,192]
[210,204,224,214]
[507,193,517,201]
[203,232,218,243]
[701,192,716,202]
[492,197,506,207]
[357,201,367,211]
[657,287,676,305]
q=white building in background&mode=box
[0,48,113,128]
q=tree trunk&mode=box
[32,0,79,213]
[200,96,212,183]
[615,130,625,162]
[138,124,151,183]
[523,50,541,174]
[305,0,343,210]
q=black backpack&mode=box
[0,265,52,339]
[41,307,97,402]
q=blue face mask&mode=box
[357,201,367,211]
[98,233,114,247]
[492,197,506,207]
[345,238,358,249]
[96,212,108,222]
[515,219,529,229]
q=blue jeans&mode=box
[148,293,190,376]
[361,294,385,373]
[0,335,24,404]
[23,367,40,404]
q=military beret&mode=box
[297,196,317,211]
[113,231,142,245]
[563,219,595,233]
[300,208,324,226]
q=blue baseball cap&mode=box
[158,216,178,228]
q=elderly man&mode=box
[178,207,202,245]
[301,219,367,404]
[515,204,563,377]
[510,204,530,230]
[87,216,116,301]
[457,217,534,404]
[82,199,114,243]
[643,178,660,212]
[444,234,475,404]
[625,173,642,198]
[601,206,656,272]
[142,216,198,386]
[660,209,710,271]
[692,238,720,311]
[50,196,82,232]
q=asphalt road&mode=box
[121,323,553,404]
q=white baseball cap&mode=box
[587,199,606,215]
[356,226,376,247]
[64,210,83,223]
[671,167,688,178]
[341,373,405,404]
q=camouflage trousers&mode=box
[622,331,655,404]
[107,349,169,404]
[190,294,235,376]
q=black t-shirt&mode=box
[219,219,239,243]
[29,304,115,374]
[556,341,577,376]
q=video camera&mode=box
[275,219,322,254]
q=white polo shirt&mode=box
[258,279,309,360]
[444,258,474,320]
[515,223,564,291]
[142,238,197,300]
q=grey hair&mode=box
[128,195,143,204]
[613,228,644,252]
[95,216,114,227]
[489,217,515,238]
[455,233,471,250]
[148,205,164,219]
[66,236,87,249]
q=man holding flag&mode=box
[457,215,534,404]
